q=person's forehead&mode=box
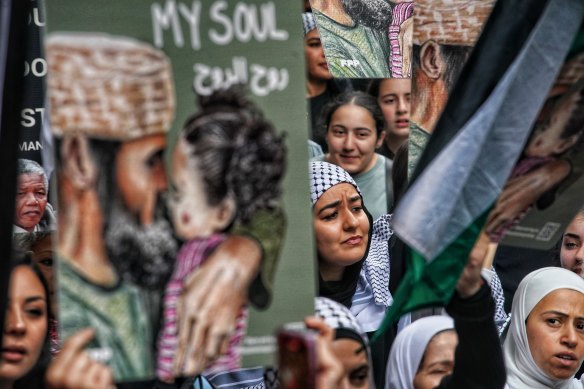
[332,338,368,364]
[11,266,45,296]
[18,173,46,185]
[379,78,411,95]
[323,183,360,197]
[566,215,584,232]
[424,331,457,363]
[331,104,375,122]
[305,28,320,40]
[536,289,584,312]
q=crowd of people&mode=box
[3,1,584,389]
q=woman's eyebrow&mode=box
[24,296,45,304]
[317,200,340,215]
[564,233,581,241]
[426,360,454,369]
[380,93,397,99]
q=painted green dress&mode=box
[314,10,391,78]
[58,258,154,381]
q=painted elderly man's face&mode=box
[104,134,177,289]
[116,134,168,225]
[15,173,47,231]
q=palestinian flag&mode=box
[374,0,584,338]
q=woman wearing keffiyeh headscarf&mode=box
[309,160,394,388]
[309,161,510,389]
[315,297,374,389]
[309,161,393,333]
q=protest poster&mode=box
[1,0,30,336]
[406,0,584,252]
[44,0,315,383]
[383,0,583,329]
[18,0,46,164]
[494,51,584,250]
[309,0,409,78]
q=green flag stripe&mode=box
[372,208,491,343]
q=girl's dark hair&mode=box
[391,141,409,211]
[320,91,385,138]
[366,79,383,99]
[8,249,52,388]
[181,86,287,227]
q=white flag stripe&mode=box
[394,0,584,261]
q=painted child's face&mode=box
[169,137,229,241]
[526,90,582,157]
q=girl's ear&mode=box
[213,196,237,231]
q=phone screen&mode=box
[277,328,317,389]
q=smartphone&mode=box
[277,324,317,389]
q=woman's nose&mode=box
[342,209,359,230]
[560,325,578,348]
[5,306,26,335]
[342,133,355,150]
[397,97,409,113]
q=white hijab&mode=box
[504,267,584,389]
[385,315,454,389]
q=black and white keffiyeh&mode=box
[302,12,317,36]
[315,297,368,345]
[309,161,361,206]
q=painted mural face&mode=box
[106,134,177,289]
[169,137,232,241]
[116,134,168,226]
[526,90,583,158]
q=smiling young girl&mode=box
[156,87,286,382]
[313,91,392,219]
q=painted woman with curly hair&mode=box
[156,86,287,382]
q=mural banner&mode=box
[45,0,315,384]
